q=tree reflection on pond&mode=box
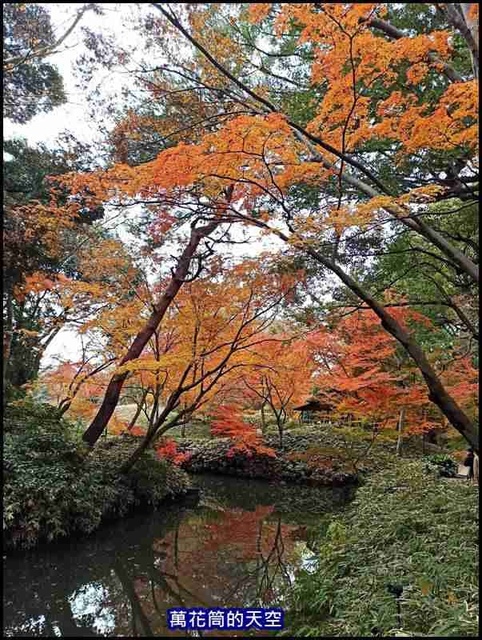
[4,475,354,636]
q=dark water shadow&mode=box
[3,474,355,636]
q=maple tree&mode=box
[209,404,276,458]
[305,307,455,434]
[103,2,474,451]
[36,359,111,424]
[2,137,109,398]
[80,216,223,447]
[240,336,314,447]
[112,256,296,470]
[52,251,297,460]
[6,3,478,454]
[4,229,139,397]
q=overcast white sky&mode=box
[5,3,283,368]
[4,3,138,147]
[4,4,140,366]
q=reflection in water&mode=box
[4,474,353,636]
[69,584,116,635]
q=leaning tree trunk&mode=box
[127,388,149,430]
[82,219,220,447]
[262,223,479,454]
[304,244,479,454]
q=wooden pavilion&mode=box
[293,397,335,424]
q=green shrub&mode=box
[285,460,478,637]
[3,404,191,549]
[424,453,458,478]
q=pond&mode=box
[3,474,355,637]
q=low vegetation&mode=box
[171,423,428,484]
[285,460,479,637]
[423,453,459,478]
[3,402,191,550]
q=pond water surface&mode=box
[3,474,355,637]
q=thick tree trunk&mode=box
[82,220,219,447]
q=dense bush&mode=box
[178,437,357,485]
[424,453,458,478]
[284,460,478,637]
[3,403,191,549]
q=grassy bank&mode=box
[285,459,479,637]
[3,402,191,550]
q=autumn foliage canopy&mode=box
[7,3,478,456]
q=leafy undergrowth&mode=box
[284,460,478,637]
[3,402,191,550]
[423,453,458,478]
[176,425,401,485]
[177,437,357,485]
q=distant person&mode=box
[473,453,479,484]
[464,448,474,481]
